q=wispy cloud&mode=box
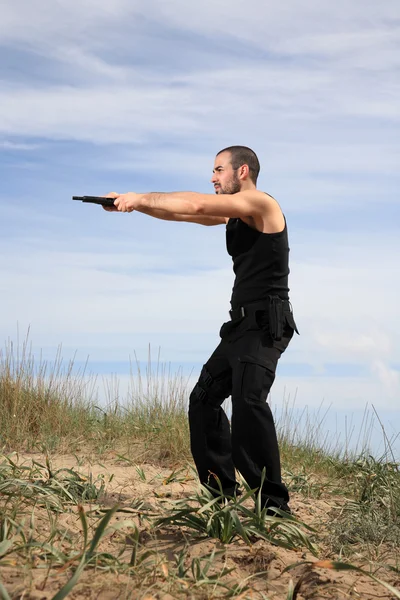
[0,141,41,150]
[1,0,399,425]
[0,210,398,405]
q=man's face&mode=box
[211,151,241,194]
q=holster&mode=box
[268,295,284,341]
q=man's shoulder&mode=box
[238,190,284,234]
[239,189,278,205]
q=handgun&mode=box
[72,196,116,207]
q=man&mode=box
[105,145,299,513]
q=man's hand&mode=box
[114,192,144,213]
[102,192,120,212]
[102,192,144,213]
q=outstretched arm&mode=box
[108,190,274,219]
[103,193,225,226]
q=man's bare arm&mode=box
[102,192,225,225]
[137,206,226,226]
[112,190,283,233]
[140,190,268,218]
[113,190,277,222]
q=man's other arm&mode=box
[133,206,226,226]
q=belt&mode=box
[229,298,291,321]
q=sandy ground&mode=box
[0,451,398,599]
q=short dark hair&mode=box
[216,145,260,184]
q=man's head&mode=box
[211,145,260,194]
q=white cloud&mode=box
[0,1,399,145]
[371,361,400,398]
[0,141,40,150]
[0,0,398,230]
[314,331,391,358]
[277,27,400,67]
[0,213,399,408]
[271,372,399,412]
[1,0,399,420]
[1,58,398,140]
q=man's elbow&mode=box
[193,202,206,215]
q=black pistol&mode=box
[72,196,116,207]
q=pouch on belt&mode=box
[268,296,300,341]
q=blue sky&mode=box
[1,0,399,456]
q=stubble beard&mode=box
[217,171,241,195]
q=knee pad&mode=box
[189,382,207,405]
[189,365,231,408]
[189,366,213,405]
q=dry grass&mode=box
[0,336,191,463]
[1,335,399,598]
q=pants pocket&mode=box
[238,357,276,404]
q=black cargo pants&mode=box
[188,304,297,510]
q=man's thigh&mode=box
[229,329,292,403]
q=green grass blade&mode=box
[0,540,13,556]
[0,581,12,600]
[51,506,119,600]
[87,505,119,557]
[231,510,251,545]
[197,497,223,514]
[233,486,259,504]
[51,558,87,600]
[48,478,79,502]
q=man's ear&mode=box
[239,164,250,180]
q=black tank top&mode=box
[226,216,290,308]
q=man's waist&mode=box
[229,297,292,321]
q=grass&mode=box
[1,335,400,598]
[326,454,400,565]
[0,335,191,462]
[154,470,318,554]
